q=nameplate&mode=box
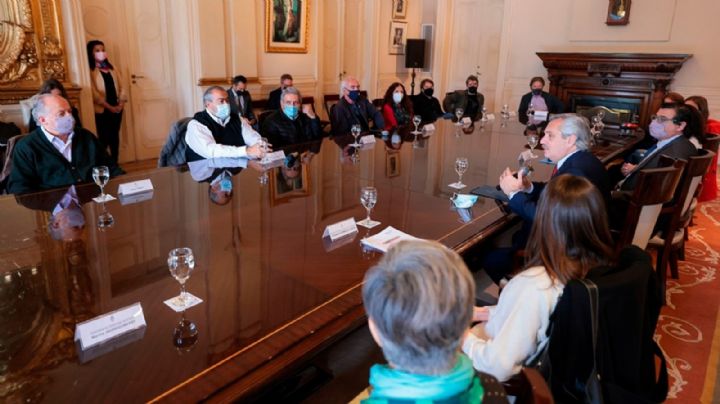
[322,218,358,241]
[360,134,376,144]
[423,123,436,132]
[534,111,548,121]
[261,150,286,164]
[75,302,146,350]
[118,179,153,196]
[119,190,154,206]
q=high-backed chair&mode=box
[0,133,30,194]
[647,149,715,286]
[323,91,368,119]
[502,368,553,404]
[158,117,192,167]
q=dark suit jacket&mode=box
[442,90,484,121]
[226,88,257,123]
[518,91,564,125]
[410,94,443,123]
[261,110,321,148]
[330,97,384,136]
[267,87,282,110]
[509,150,610,222]
[15,184,99,212]
[619,135,697,191]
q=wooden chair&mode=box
[502,368,554,404]
[647,149,715,287]
[0,133,29,194]
[371,98,384,110]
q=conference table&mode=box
[0,118,641,402]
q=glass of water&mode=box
[92,166,110,201]
[351,124,362,147]
[167,248,195,308]
[481,106,488,122]
[451,157,469,189]
[527,133,540,158]
[455,108,464,126]
[358,186,380,228]
[412,115,423,134]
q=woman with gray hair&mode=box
[361,240,484,402]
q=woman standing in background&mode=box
[87,40,127,164]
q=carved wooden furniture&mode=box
[536,53,691,128]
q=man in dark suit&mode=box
[330,76,384,135]
[442,75,484,121]
[411,78,444,123]
[227,75,257,127]
[267,73,293,110]
[483,114,609,284]
[8,94,123,195]
[518,77,564,125]
[261,86,321,148]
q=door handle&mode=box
[131,74,145,79]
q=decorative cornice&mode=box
[197,77,260,86]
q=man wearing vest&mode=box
[185,86,266,163]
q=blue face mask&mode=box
[220,178,232,192]
[215,103,231,120]
[283,105,299,120]
[349,90,361,102]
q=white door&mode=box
[81,0,177,162]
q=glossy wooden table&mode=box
[0,119,639,403]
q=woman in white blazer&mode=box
[87,40,128,163]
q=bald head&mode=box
[33,94,74,137]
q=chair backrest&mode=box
[702,133,720,154]
[502,368,554,404]
[676,149,715,217]
[371,98,384,109]
[323,91,369,117]
[619,158,685,249]
[577,105,627,126]
[158,117,192,167]
[0,133,30,193]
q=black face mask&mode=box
[423,88,434,97]
[531,89,542,96]
[467,86,478,95]
[236,89,245,95]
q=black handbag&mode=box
[579,278,605,404]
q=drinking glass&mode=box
[173,312,199,353]
[351,124,362,147]
[527,133,540,158]
[481,106,488,122]
[455,107,464,126]
[527,103,535,120]
[450,157,469,189]
[97,203,114,229]
[167,248,195,308]
[358,186,379,228]
[412,115,423,134]
[92,166,110,201]
[501,104,510,120]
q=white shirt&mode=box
[52,186,79,216]
[185,108,261,159]
[462,266,563,382]
[41,126,74,162]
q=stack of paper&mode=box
[361,226,419,253]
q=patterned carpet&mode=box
[655,197,720,403]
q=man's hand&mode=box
[246,142,272,159]
[620,162,636,176]
[472,306,490,322]
[302,104,316,118]
[499,167,527,196]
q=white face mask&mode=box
[95,51,107,61]
[392,92,404,104]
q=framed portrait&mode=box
[265,0,310,53]
[392,0,408,20]
[386,152,401,177]
[606,0,631,25]
[388,21,407,55]
[270,163,311,205]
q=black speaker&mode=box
[405,39,426,69]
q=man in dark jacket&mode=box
[331,76,384,136]
[261,87,321,148]
[443,75,484,121]
[8,94,122,195]
[411,78,444,123]
[267,73,293,110]
[227,75,257,127]
[518,76,564,125]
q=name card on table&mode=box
[423,123,436,132]
[322,218,358,241]
[360,134,376,144]
[534,111,548,121]
[118,179,153,196]
[75,302,146,350]
[119,190,154,206]
[261,150,286,164]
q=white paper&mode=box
[360,134,376,144]
[361,226,419,253]
[423,123,436,132]
[75,302,146,350]
[92,194,116,203]
[118,179,153,196]
[119,190,154,205]
[534,111,548,121]
[261,150,286,164]
[164,293,203,312]
[323,218,359,241]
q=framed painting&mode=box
[606,0,631,25]
[270,163,310,205]
[265,0,310,53]
[389,21,407,55]
[392,0,408,20]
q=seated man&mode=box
[331,76,384,135]
[360,240,485,402]
[8,94,122,195]
[261,87,321,148]
[613,103,698,192]
[185,86,265,162]
[484,114,609,284]
[227,75,257,127]
[267,73,293,110]
[443,75,484,121]
[411,78,444,123]
[518,76,564,125]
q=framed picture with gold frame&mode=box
[265,0,310,53]
[392,0,408,20]
[270,164,311,205]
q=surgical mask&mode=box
[392,92,404,104]
[235,89,245,95]
[348,90,361,102]
[212,171,233,192]
[648,120,668,140]
[423,88,434,97]
[467,86,478,94]
[283,105,299,120]
[53,115,75,135]
[215,103,231,120]
[95,51,107,61]
[531,89,542,96]
[391,133,401,145]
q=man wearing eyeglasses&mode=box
[615,103,698,191]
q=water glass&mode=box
[412,115,422,134]
[358,186,379,228]
[451,157,469,189]
[92,166,110,200]
[527,133,539,158]
[167,248,195,308]
[351,124,362,146]
[455,108,464,125]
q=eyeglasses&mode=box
[650,115,677,125]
